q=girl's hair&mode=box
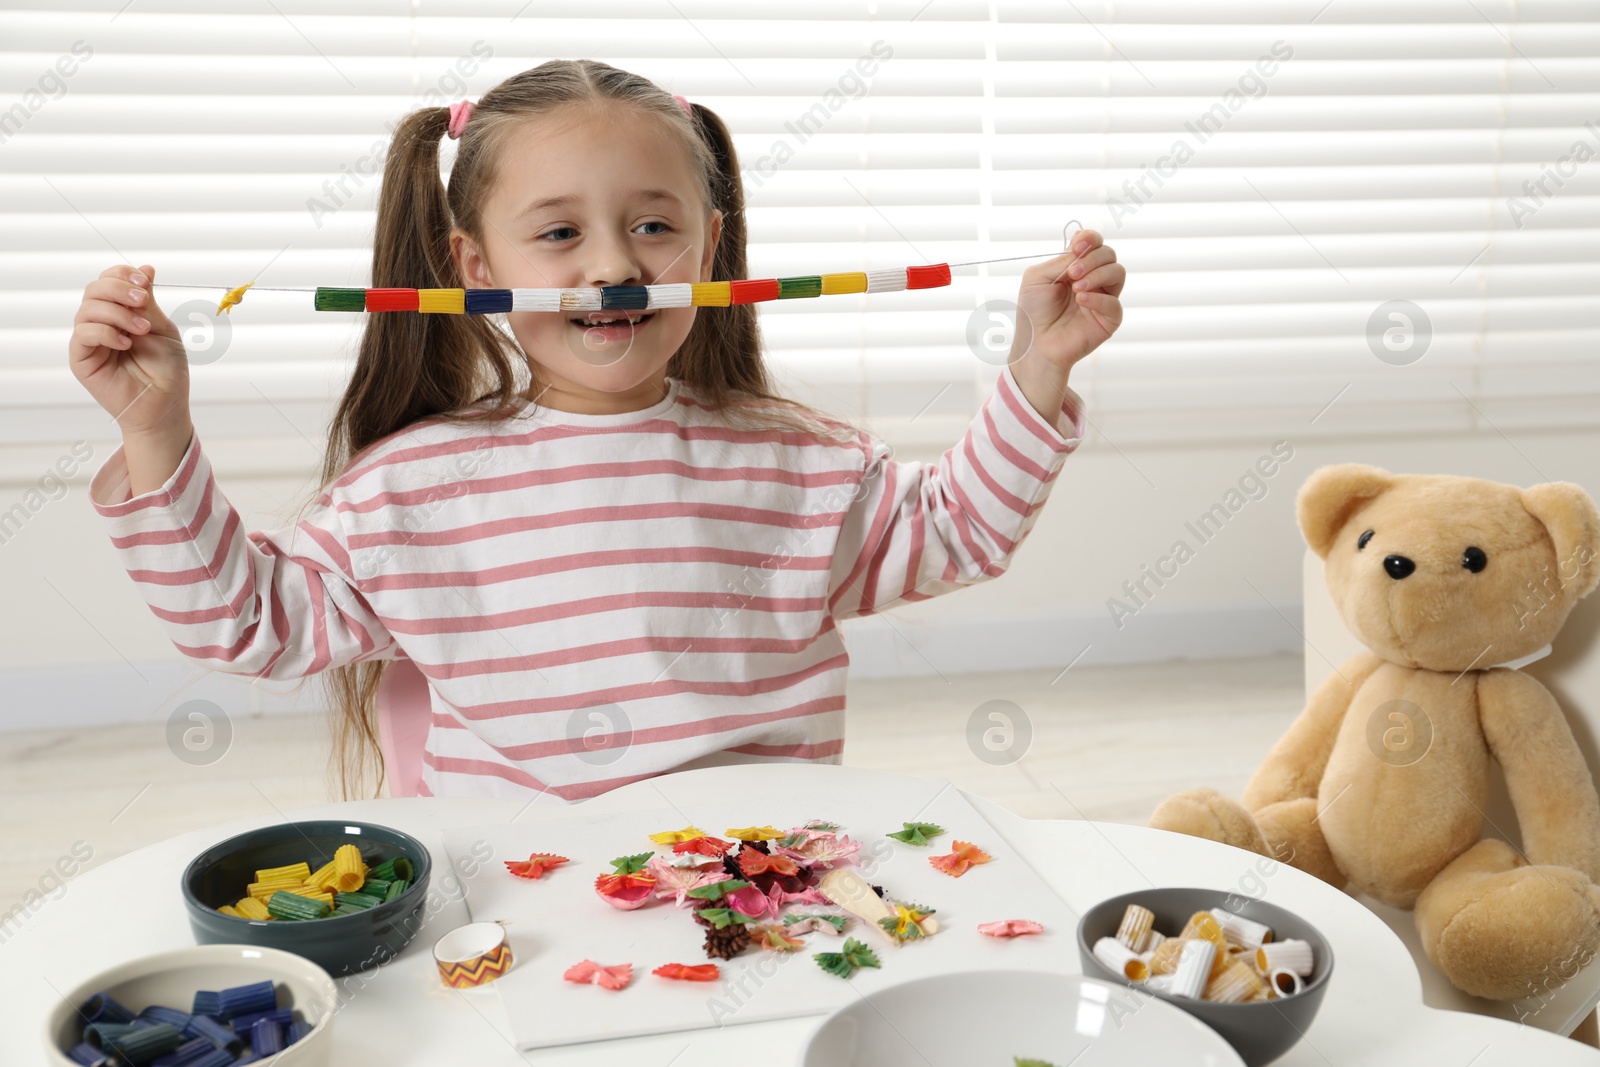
[314,59,857,800]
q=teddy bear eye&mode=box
[1357,529,1374,550]
[1463,546,1487,573]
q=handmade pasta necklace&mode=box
[155,223,1084,317]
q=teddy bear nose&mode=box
[1383,554,1416,580]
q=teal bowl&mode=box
[180,820,432,977]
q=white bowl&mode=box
[43,943,339,1067]
[799,969,1244,1067]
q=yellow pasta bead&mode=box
[690,282,731,307]
[331,843,367,893]
[253,862,311,883]
[234,897,272,921]
[819,272,868,295]
[417,289,465,314]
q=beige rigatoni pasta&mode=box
[1257,939,1314,977]
[1169,938,1216,999]
[1092,936,1150,981]
[1115,904,1154,952]
[1178,912,1230,978]
[1204,957,1268,1003]
[1211,907,1273,950]
[1146,936,1187,976]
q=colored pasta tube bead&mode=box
[1114,903,1154,951]
[82,1022,138,1049]
[690,281,731,306]
[229,1007,291,1033]
[330,843,367,892]
[729,278,780,304]
[383,877,411,902]
[104,1021,182,1065]
[180,1013,241,1053]
[266,890,329,921]
[510,288,563,312]
[1256,938,1314,977]
[1169,938,1216,999]
[79,993,136,1025]
[864,267,907,293]
[188,990,220,1017]
[1092,935,1149,981]
[149,1035,210,1067]
[216,979,275,1020]
[66,1041,114,1066]
[1144,929,1167,953]
[367,856,413,883]
[250,1016,285,1057]
[905,263,952,289]
[646,282,694,308]
[185,1050,235,1067]
[819,271,868,295]
[314,287,366,312]
[560,287,602,310]
[417,288,465,314]
[776,275,823,300]
[600,285,651,310]
[1146,935,1186,976]
[1210,907,1273,950]
[253,862,311,882]
[465,288,513,315]
[1204,957,1268,1003]
[135,1005,190,1029]
[286,1018,314,1044]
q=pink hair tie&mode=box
[447,99,475,139]
[673,94,692,117]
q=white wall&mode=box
[4,423,1597,730]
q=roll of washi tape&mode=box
[434,921,513,988]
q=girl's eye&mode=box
[636,220,670,236]
[537,227,578,242]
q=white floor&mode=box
[0,653,1305,912]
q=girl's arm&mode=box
[828,230,1123,618]
[88,433,399,679]
[72,263,397,679]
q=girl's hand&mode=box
[70,263,192,439]
[1011,228,1125,372]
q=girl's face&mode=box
[451,103,721,415]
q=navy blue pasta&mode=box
[216,979,275,1019]
[230,1006,292,1033]
[250,1016,285,1056]
[137,1005,191,1029]
[190,990,221,1016]
[79,993,136,1026]
[286,1018,313,1044]
[464,288,513,315]
[82,1021,139,1047]
[149,1034,212,1067]
[181,1013,242,1053]
[65,1041,114,1066]
[103,1021,182,1065]
[600,285,650,310]
[184,1050,235,1067]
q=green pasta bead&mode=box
[358,878,391,898]
[776,275,823,299]
[334,892,384,910]
[367,856,413,883]
[266,889,330,921]
[313,287,366,312]
[383,878,410,902]
[331,902,365,916]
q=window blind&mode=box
[3,0,1596,466]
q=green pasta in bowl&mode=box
[180,820,432,977]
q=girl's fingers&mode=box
[1072,262,1127,297]
[1073,289,1123,326]
[69,322,132,366]
[1070,229,1103,257]
[1067,246,1116,282]
[76,295,152,337]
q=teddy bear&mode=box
[1149,463,1600,1000]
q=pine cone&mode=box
[704,923,751,960]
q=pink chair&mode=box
[374,656,432,798]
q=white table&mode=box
[8,765,1598,1065]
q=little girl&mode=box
[69,60,1124,802]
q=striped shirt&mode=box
[89,365,1086,801]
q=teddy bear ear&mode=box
[1296,464,1394,559]
[1521,482,1600,600]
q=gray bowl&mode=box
[1076,887,1333,1067]
[181,820,432,977]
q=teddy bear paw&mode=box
[1424,865,1600,1001]
[1148,788,1270,854]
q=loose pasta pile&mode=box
[1092,904,1317,1002]
[214,844,414,922]
[65,980,313,1066]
